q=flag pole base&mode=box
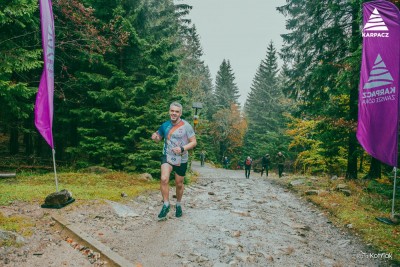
[41,189,75,209]
[375,215,399,225]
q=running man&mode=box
[151,102,197,220]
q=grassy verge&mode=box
[267,173,400,263]
[0,171,160,205]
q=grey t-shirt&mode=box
[157,119,195,165]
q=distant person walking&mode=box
[244,156,252,178]
[223,156,229,169]
[200,150,206,167]
[277,152,286,178]
[261,154,270,177]
[151,102,197,220]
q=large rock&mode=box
[336,184,348,190]
[44,189,73,206]
[290,179,305,186]
[139,173,153,181]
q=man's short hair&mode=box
[170,102,183,112]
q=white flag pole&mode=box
[52,148,59,192]
[391,167,397,219]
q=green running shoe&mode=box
[175,205,183,218]
[158,205,170,220]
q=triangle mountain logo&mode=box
[363,8,389,31]
[363,54,394,89]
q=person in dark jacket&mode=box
[276,152,286,178]
[244,156,252,178]
[223,156,229,169]
[200,150,206,167]
[261,154,270,177]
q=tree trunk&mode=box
[24,132,33,156]
[346,133,358,179]
[24,119,34,157]
[364,157,381,179]
[346,1,362,180]
[35,134,43,158]
[9,125,19,155]
[358,152,364,172]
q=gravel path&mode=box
[1,161,392,266]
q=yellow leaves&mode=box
[286,116,319,149]
[375,177,392,185]
[210,103,247,154]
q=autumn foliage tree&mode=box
[210,104,247,166]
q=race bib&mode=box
[167,153,181,166]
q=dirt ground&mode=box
[0,161,395,266]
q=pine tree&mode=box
[0,1,42,156]
[244,41,287,160]
[52,0,132,167]
[209,59,242,162]
[214,59,240,109]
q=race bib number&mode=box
[167,154,181,166]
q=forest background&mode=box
[1,0,400,181]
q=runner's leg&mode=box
[161,163,173,202]
[175,173,184,202]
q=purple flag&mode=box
[35,0,55,148]
[357,0,400,167]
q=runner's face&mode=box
[169,106,182,122]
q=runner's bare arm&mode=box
[182,135,197,152]
[171,136,196,154]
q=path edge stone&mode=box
[51,214,134,267]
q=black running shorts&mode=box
[161,155,188,176]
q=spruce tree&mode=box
[214,59,240,109]
[0,1,41,156]
[244,42,286,160]
[211,60,243,162]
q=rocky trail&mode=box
[0,161,392,266]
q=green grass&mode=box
[0,171,160,205]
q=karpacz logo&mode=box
[362,8,389,38]
[362,54,396,105]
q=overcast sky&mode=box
[178,0,287,105]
